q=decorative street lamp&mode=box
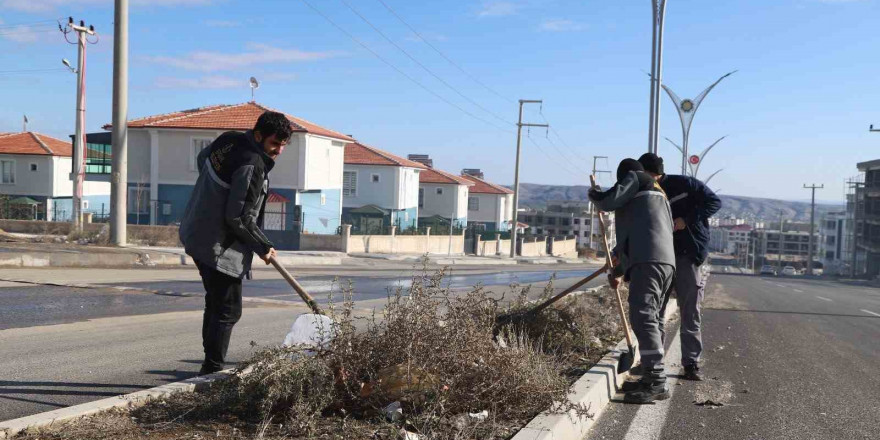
[647,0,669,154]
[664,135,726,178]
[661,71,736,174]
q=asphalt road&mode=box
[0,265,605,421]
[585,274,880,440]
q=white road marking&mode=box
[792,289,804,293]
[815,296,833,302]
[861,309,880,318]
[774,283,786,288]
[621,331,683,440]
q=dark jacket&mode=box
[657,174,722,265]
[179,130,275,278]
[590,171,676,281]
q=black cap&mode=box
[638,153,664,175]
[616,158,644,182]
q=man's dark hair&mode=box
[638,152,664,175]
[616,158,644,182]
[253,111,293,142]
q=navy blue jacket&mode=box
[657,174,722,265]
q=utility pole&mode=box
[510,100,548,258]
[777,210,784,271]
[870,124,879,133]
[589,156,611,251]
[804,184,824,276]
[61,17,97,232]
[110,0,129,246]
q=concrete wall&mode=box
[550,237,577,258]
[300,233,345,252]
[347,230,465,255]
[474,235,512,256]
[519,237,548,257]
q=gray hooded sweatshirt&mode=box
[589,171,676,280]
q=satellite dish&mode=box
[249,77,259,101]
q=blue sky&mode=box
[1,0,878,202]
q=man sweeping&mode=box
[179,111,292,375]
[589,159,676,404]
[638,152,722,381]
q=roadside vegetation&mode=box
[16,269,626,440]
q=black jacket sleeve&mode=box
[224,164,274,256]
[589,171,640,212]
[689,177,722,223]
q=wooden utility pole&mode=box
[804,184,824,275]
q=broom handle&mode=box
[591,176,636,350]
[530,262,609,315]
[269,256,325,316]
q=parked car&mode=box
[760,265,777,276]
[782,266,797,276]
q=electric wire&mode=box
[299,0,514,134]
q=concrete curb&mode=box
[0,370,234,439]
[511,297,679,440]
[0,251,343,268]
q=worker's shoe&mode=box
[623,382,669,404]
[628,363,644,376]
[198,364,223,376]
[683,364,703,381]
[621,378,651,392]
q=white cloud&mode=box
[154,72,298,89]
[477,1,520,17]
[1,0,211,12]
[539,19,585,32]
[145,43,343,72]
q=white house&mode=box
[0,131,110,221]
[459,171,513,232]
[91,102,354,234]
[417,166,473,228]
[342,142,424,232]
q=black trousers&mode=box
[196,261,243,372]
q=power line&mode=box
[0,68,69,75]
[536,107,594,165]
[338,0,514,127]
[0,19,59,29]
[525,134,585,180]
[299,0,514,134]
[374,0,515,105]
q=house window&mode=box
[436,187,443,195]
[128,187,149,214]
[82,200,90,210]
[343,171,357,196]
[190,137,213,171]
[0,160,14,184]
[468,196,479,211]
[371,173,380,183]
[418,188,424,208]
[573,218,580,225]
[30,163,38,172]
[320,194,327,206]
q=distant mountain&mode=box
[509,183,844,223]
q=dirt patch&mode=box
[15,270,625,440]
[693,379,735,407]
[703,282,747,310]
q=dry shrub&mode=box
[17,269,625,440]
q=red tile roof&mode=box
[460,173,513,195]
[267,191,290,203]
[107,102,354,142]
[344,142,426,168]
[0,132,72,157]
[419,167,474,186]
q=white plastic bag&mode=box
[283,313,336,348]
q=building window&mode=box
[436,187,443,195]
[190,137,213,171]
[468,196,479,211]
[30,163,38,172]
[343,171,357,196]
[418,188,424,208]
[82,200,90,209]
[128,187,149,214]
[371,173,380,183]
[0,160,14,184]
[573,218,580,225]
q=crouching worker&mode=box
[179,111,290,375]
[589,159,676,404]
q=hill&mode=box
[511,183,844,223]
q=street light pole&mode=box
[648,0,668,154]
[510,100,548,258]
[804,184,824,276]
